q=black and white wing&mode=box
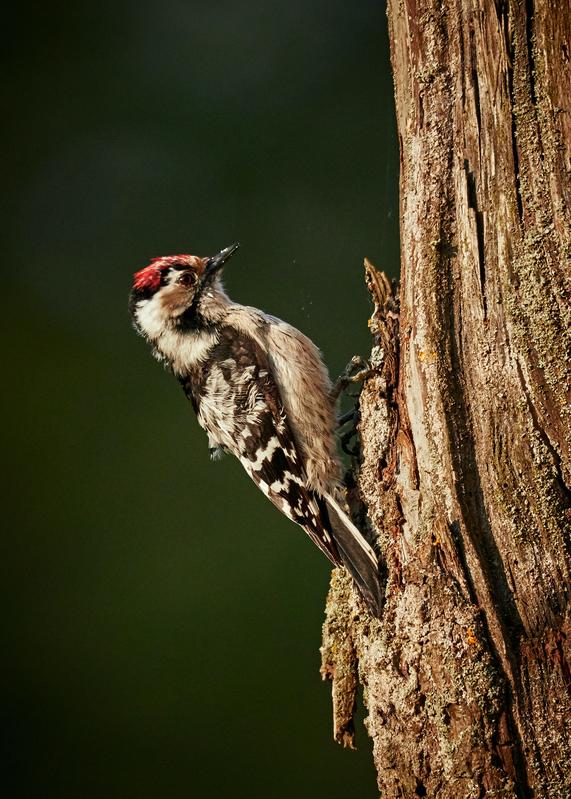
[181,325,383,615]
[181,326,342,566]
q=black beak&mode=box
[205,243,240,275]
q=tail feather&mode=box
[324,494,384,618]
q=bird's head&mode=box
[129,243,239,338]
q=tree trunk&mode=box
[321,1,570,796]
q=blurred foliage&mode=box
[2,1,398,796]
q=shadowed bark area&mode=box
[321,0,570,796]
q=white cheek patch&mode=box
[136,295,166,340]
[135,296,218,373]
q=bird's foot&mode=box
[336,408,361,457]
[209,445,228,461]
[331,355,372,403]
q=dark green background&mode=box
[3,2,399,796]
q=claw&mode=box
[331,355,372,403]
[337,409,357,429]
[336,407,361,457]
[341,430,360,457]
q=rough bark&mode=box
[321,1,570,796]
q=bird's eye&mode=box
[177,272,196,287]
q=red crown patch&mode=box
[132,255,191,292]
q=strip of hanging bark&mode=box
[321,261,400,748]
[320,568,360,748]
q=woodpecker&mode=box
[129,244,383,616]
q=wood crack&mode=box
[464,160,488,316]
[524,0,537,106]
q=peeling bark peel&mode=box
[321,1,570,796]
[320,569,360,749]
